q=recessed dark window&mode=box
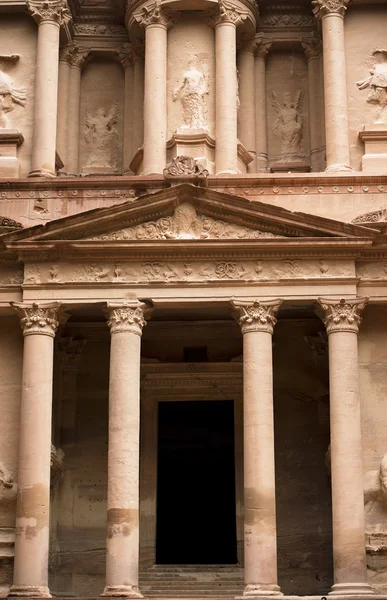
[183,346,208,362]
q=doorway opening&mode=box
[156,400,237,564]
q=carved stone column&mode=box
[231,299,283,597]
[209,3,246,174]
[238,37,256,172]
[135,3,174,174]
[317,298,374,596]
[57,43,74,169]
[101,301,152,598]
[132,41,145,157]
[302,34,325,172]
[27,0,71,177]
[118,44,134,174]
[66,46,90,176]
[8,302,63,598]
[313,0,352,171]
[254,34,272,173]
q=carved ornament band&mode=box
[106,301,152,336]
[317,297,368,334]
[207,0,247,27]
[312,0,350,19]
[134,1,175,28]
[231,298,283,334]
[11,301,63,337]
[27,0,72,25]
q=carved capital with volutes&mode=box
[317,297,368,334]
[207,0,247,27]
[312,0,350,19]
[11,301,63,337]
[254,32,272,60]
[231,298,283,334]
[106,301,153,336]
[301,34,322,60]
[134,1,176,28]
[117,42,133,70]
[27,0,72,25]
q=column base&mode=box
[8,585,51,597]
[329,583,375,596]
[28,168,56,178]
[241,584,283,596]
[101,585,143,598]
[325,164,353,172]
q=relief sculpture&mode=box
[173,57,209,130]
[84,98,120,170]
[0,55,27,128]
[270,90,304,160]
[357,49,387,124]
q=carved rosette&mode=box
[231,298,283,334]
[106,301,152,336]
[11,302,63,337]
[134,1,175,28]
[312,0,350,19]
[301,34,322,60]
[254,33,272,60]
[317,297,368,334]
[207,0,247,27]
[117,43,133,70]
[27,0,72,25]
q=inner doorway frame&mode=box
[139,361,244,568]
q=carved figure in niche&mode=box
[357,50,387,124]
[173,57,208,130]
[84,98,119,169]
[270,90,304,159]
[0,55,26,128]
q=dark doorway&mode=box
[156,400,237,564]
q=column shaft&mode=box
[29,21,60,177]
[133,54,144,156]
[57,53,71,168]
[215,22,238,174]
[255,56,268,172]
[8,302,62,598]
[143,24,167,174]
[66,65,82,176]
[317,297,373,596]
[238,44,256,172]
[123,63,134,172]
[307,55,323,171]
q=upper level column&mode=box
[238,37,257,172]
[317,298,374,596]
[313,0,352,172]
[8,302,64,598]
[254,33,272,173]
[117,43,135,174]
[134,2,175,175]
[209,1,246,174]
[27,0,71,177]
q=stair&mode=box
[139,565,244,597]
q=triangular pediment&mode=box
[1,184,377,248]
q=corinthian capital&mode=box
[254,32,272,60]
[27,0,72,25]
[11,301,63,337]
[106,301,153,336]
[207,0,247,27]
[312,0,350,19]
[301,34,322,60]
[117,43,133,69]
[231,298,283,334]
[317,297,368,334]
[134,1,175,28]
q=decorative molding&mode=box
[164,157,208,179]
[27,0,72,25]
[207,0,247,27]
[89,203,281,241]
[0,216,22,230]
[312,0,350,19]
[317,297,368,334]
[106,301,152,336]
[11,301,63,337]
[231,298,283,334]
[134,1,175,28]
[353,209,387,224]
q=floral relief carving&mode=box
[27,0,71,25]
[352,209,387,224]
[11,301,63,337]
[312,0,350,18]
[89,203,281,241]
[135,1,174,28]
[106,301,152,336]
[357,50,387,124]
[231,298,283,334]
[317,297,368,334]
[207,0,247,27]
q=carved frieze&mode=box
[0,264,23,285]
[312,0,350,19]
[88,203,281,241]
[27,0,72,25]
[317,297,368,334]
[73,23,127,36]
[231,298,283,334]
[24,259,355,285]
[260,13,314,29]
